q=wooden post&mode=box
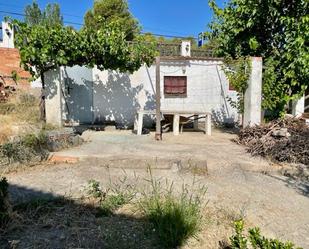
[155,56,162,140]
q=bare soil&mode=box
[2,129,309,248]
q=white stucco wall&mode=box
[45,68,62,127]
[91,60,238,127]
[243,57,263,127]
[45,60,239,127]
[0,22,14,48]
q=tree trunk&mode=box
[39,72,46,121]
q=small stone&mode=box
[271,128,291,138]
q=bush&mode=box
[0,132,48,164]
[230,220,302,249]
[0,177,10,228]
[138,173,206,248]
[22,131,47,151]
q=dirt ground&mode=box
[3,129,309,248]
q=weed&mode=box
[99,193,129,216]
[86,179,104,198]
[230,220,247,249]
[229,220,302,249]
[85,178,135,217]
[138,169,206,248]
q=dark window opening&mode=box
[164,76,187,97]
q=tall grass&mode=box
[138,169,207,248]
[0,92,41,144]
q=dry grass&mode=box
[0,197,160,249]
[0,91,41,144]
[0,116,13,144]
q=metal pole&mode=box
[155,56,162,140]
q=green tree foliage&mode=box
[13,20,156,81]
[13,2,156,120]
[208,0,309,116]
[24,1,63,27]
[42,3,63,27]
[224,57,251,114]
[84,0,139,41]
[24,1,42,26]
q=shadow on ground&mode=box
[267,173,309,197]
[1,185,161,249]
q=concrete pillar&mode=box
[173,114,180,135]
[206,114,212,136]
[292,95,305,117]
[243,57,262,127]
[0,22,14,48]
[45,68,63,127]
[181,41,191,57]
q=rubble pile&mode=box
[236,118,309,165]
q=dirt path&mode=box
[5,130,309,248]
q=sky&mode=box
[0,0,225,39]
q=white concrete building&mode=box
[44,42,264,129]
[45,59,242,128]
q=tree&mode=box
[24,1,63,27]
[84,0,139,40]
[42,3,63,26]
[24,1,42,26]
[12,19,156,120]
[207,0,309,117]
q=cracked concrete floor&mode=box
[5,130,309,248]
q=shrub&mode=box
[138,173,206,248]
[22,131,47,151]
[230,220,302,249]
[0,142,21,163]
[0,177,10,228]
[0,132,48,164]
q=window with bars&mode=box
[164,76,187,97]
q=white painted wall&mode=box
[0,22,14,48]
[91,60,238,127]
[45,60,239,127]
[243,57,263,127]
[292,95,305,117]
[45,68,62,127]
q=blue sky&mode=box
[0,0,225,38]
